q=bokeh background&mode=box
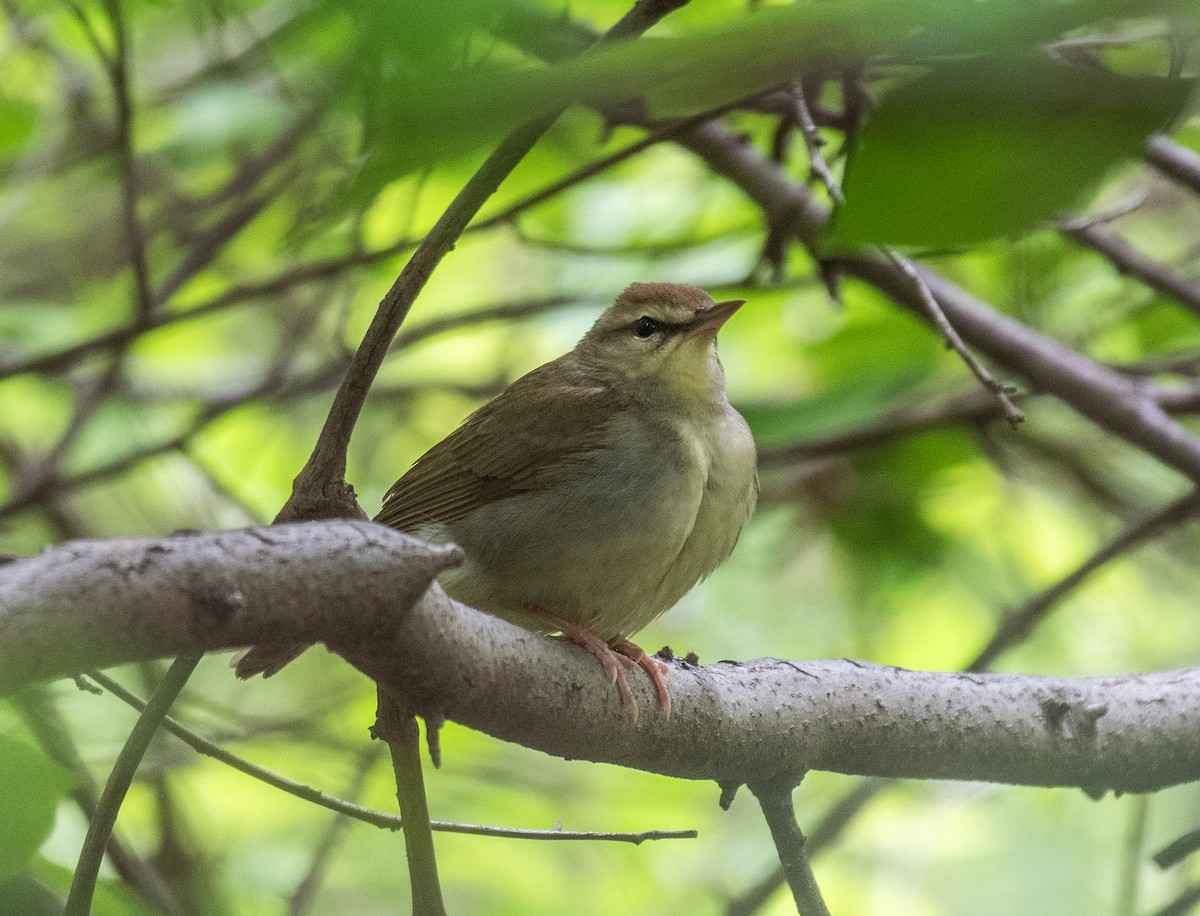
[2,1,1200,913]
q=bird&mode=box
[235,281,759,716]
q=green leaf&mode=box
[0,735,74,884]
[364,0,1198,178]
[830,57,1194,247]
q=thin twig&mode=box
[1063,221,1200,319]
[15,687,186,916]
[9,355,126,508]
[63,0,112,68]
[885,248,1024,425]
[748,781,832,916]
[155,182,285,307]
[790,80,843,203]
[65,653,203,916]
[1155,828,1200,870]
[1145,134,1200,196]
[727,778,887,916]
[1056,190,1148,230]
[374,690,445,916]
[83,669,695,844]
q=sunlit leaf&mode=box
[830,57,1193,247]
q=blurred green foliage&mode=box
[0,736,73,885]
[1,0,1200,914]
[833,57,1193,246]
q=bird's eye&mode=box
[634,316,659,339]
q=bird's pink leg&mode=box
[522,606,642,714]
[609,638,672,719]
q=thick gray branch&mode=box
[1,524,1197,795]
[0,521,460,693]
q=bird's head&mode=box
[576,282,744,407]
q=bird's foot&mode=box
[525,606,663,719]
[609,638,672,719]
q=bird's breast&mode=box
[432,404,757,640]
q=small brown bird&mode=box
[236,282,758,715]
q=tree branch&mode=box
[374,690,445,916]
[64,652,201,916]
[85,667,694,844]
[15,687,186,916]
[4,524,1200,795]
[101,0,153,323]
[1145,134,1200,196]
[0,521,460,692]
[1063,221,1200,319]
[749,782,831,916]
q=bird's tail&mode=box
[231,642,310,678]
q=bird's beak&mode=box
[680,299,746,341]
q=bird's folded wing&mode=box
[374,363,619,533]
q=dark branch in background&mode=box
[153,179,285,308]
[1063,220,1200,319]
[1145,133,1200,195]
[101,0,153,322]
[968,489,1200,670]
[884,249,1024,424]
[1155,828,1200,869]
[288,747,380,916]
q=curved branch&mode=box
[2,524,1199,795]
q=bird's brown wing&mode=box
[374,359,620,533]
